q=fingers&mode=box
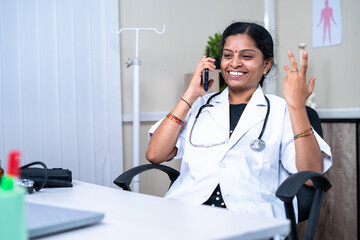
[283,50,316,107]
[307,77,316,96]
[195,56,216,74]
[190,57,216,94]
[287,50,299,72]
[283,64,291,76]
[285,50,311,76]
[195,56,207,69]
[205,57,216,70]
[300,51,309,77]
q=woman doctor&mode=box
[146,22,332,219]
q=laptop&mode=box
[27,202,104,238]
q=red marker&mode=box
[7,150,21,178]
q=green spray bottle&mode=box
[0,151,28,240]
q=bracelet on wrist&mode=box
[294,127,314,140]
[180,98,192,108]
[166,112,185,126]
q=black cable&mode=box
[20,161,48,191]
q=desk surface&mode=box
[26,181,289,240]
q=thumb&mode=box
[307,77,316,96]
[208,79,215,90]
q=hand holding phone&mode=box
[204,48,210,91]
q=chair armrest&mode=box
[276,171,331,240]
[113,164,180,191]
[276,171,331,202]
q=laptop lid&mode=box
[27,202,104,238]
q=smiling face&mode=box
[221,34,272,98]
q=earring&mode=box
[263,71,267,77]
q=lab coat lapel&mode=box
[204,88,230,144]
[227,86,268,148]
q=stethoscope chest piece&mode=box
[250,139,266,151]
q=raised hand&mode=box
[283,50,316,109]
[185,56,216,103]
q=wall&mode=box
[277,0,360,108]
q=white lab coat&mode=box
[149,86,332,220]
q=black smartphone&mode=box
[204,48,209,91]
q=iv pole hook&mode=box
[111,25,166,35]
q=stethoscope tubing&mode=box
[189,90,270,149]
[257,96,270,140]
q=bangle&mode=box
[166,112,185,126]
[181,98,192,108]
[294,127,314,140]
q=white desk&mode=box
[26,181,289,240]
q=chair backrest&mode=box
[306,106,323,138]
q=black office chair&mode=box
[113,106,331,240]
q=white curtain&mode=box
[0,0,123,187]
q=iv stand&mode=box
[112,25,166,192]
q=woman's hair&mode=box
[221,22,274,86]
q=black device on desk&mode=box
[204,48,210,91]
[20,161,73,194]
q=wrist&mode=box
[182,91,199,107]
[287,105,308,121]
[285,98,307,111]
[287,103,306,112]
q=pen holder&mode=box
[0,177,28,240]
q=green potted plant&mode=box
[205,32,222,69]
[205,32,227,90]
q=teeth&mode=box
[229,71,244,76]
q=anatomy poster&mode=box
[313,0,342,48]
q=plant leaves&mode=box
[205,32,222,58]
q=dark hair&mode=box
[221,22,274,86]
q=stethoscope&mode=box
[189,91,270,151]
